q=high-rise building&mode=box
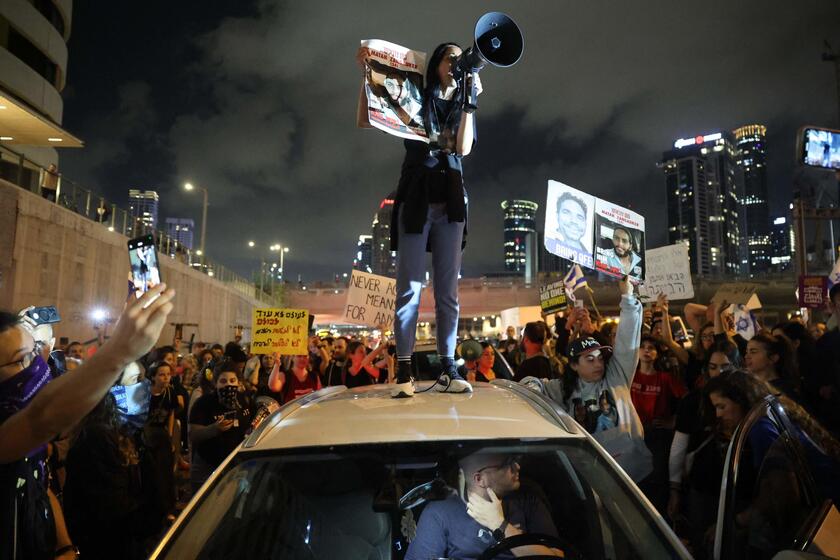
[128,189,160,232]
[371,196,397,277]
[769,215,792,272]
[501,200,539,276]
[354,234,373,273]
[660,132,742,277]
[165,217,194,250]
[734,124,770,276]
[0,2,82,185]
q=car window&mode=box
[720,410,823,559]
[156,439,686,559]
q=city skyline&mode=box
[50,1,840,281]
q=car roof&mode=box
[244,381,582,451]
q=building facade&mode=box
[371,196,396,277]
[354,234,373,273]
[661,132,742,277]
[128,189,159,232]
[501,199,539,277]
[734,124,770,276]
[769,215,792,272]
[165,217,194,250]
[0,0,82,185]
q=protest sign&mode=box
[638,244,694,300]
[594,199,646,282]
[251,308,309,355]
[344,270,397,328]
[359,39,427,142]
[798,275,828,309]
[539,280,568,314]
[544,180,596,269]
[829,257,840,288]
[711,283,761,309]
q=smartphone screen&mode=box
[800,127,840,170]
[128,234,161,298]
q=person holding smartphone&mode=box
[188,360,254,492]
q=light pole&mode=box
[271,244,290,281]
[184,182,208,265]
[248,242,290,295]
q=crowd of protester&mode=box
[2,278,840,558]
[505,280,840,559]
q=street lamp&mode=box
[184,182,208,265]
[248,241,290,293]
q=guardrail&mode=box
[0,143,281,306]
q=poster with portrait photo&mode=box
[359,39,428,142]
[593,199,645,282]
[544,180,596,270]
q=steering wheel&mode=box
[476,532,584,560]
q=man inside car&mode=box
[406,452,563,559]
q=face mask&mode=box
[0,355,51,421]
[218,385,239,411]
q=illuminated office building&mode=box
[501,200,538,278]
[660,132,742,277]
[165,217,194,250]
[354,234,373,273]
[734,124,770,275]
[371,197,396,277]
[128,189,159,231]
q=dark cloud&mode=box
[60,0,840,280]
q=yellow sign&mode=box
[251,308,309,355]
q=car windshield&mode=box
[156,439,684,559]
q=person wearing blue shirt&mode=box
[406,452,562,559]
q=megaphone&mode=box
[456,12,524,112]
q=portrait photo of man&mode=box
[593,200,645,282]
[601,226,642,276]
[543,180,595,269]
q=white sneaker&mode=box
[391,380,415,398]
[433,373,472,393]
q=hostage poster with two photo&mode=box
[358,39,428,142]
[544,179,646,282]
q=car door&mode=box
[714,396,836,559]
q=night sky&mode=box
[59,0,840,282]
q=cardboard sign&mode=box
[638,244,694,300]
[711,283,761,310]
[539,280,568,314]
[251,308,309,355]
[798,275,828,309]
[344,270,396,328]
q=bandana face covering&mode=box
[0,355,51,421]
[218,385,240,411]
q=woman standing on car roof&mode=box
[357,42,482,399]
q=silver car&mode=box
[152,381,691,559]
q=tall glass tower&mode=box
[660,132,742,277]
[734,124,770,276]
[501,200,539,276]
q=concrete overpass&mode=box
[289,273,805,332]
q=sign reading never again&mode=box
[344,270,397,328]
[539,280,568,314]
[251,308,309,355]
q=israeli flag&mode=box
[563,264,588,300]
